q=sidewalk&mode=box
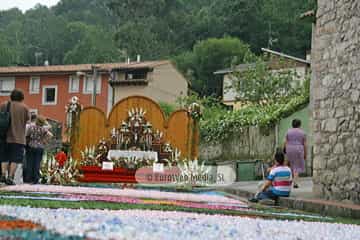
[217,177,360,219]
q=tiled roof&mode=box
[214,48,310,75]
[261,48,310,65]
[300,10,315,19]
[0,60,170,75]
[214,63,256,75]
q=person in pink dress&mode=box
[284,119,306,188]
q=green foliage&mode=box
[158,101,177,117]
[64,23,123,64]
[260,0,315,57]
[53,0,115,27]
[0,0,313,100]
[200,92,309,143]
[0,37,17,66]
[230,57,305,104]
[175,37,254,96]
[0,2,122,66]
[176,93,228,121]
[115,21,166,60]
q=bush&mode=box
[200,93,309,143]
[158,101,177,117]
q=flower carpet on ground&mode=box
[1,184,241,204]
[0,184,359,239]
[0,206,359,240]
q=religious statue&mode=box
[95,139,109,163]
[142,122,153,151]
[104,107,176,164]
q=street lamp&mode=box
[91,65,100,106]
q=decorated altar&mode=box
[66,95,200,183]
[107,150,158,163]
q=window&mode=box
[83,74,101,94]
[29,76,40,94]
[0,77,15,96]
[69,75,79,93]
[125,71,147,80]
[42,85,58,105]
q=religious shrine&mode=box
[67,95,200,182]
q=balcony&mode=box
[109,71,150,86]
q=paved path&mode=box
[217,177,360,219]
[225,177,314,199]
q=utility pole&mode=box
[91,65,100,106]
[35,52,43,66]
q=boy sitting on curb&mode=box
[249,148,292,205]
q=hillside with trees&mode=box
[0,0,315,96]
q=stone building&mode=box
[312,0,360,203]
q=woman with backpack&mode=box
[0,89,29,185]
[25,116,53,184]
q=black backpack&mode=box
[0,101,11,141]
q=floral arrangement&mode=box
[110,156,157,169]
[177,159,211,186]
[40,155,81,185]
[65,96,82,115]
[80,145,97,166]
[65,96,83,142]
[80,144,157,169]
[54,151,67,167]
[187,102,202,121]
[163,148,181,166]
[0,204,351,240]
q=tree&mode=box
[53,0,115,27]
[0,37,17,66]
[64,23,123,64]
[260,0,315,58]
[22,5,68,65]
[0,0,314,69]
[0,8,25,65]
[175,37,255,96]
[114,21,165,60]
[230,57,303,104]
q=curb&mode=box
[219,187,360,219]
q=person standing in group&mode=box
[23,113,37,183]
[284,119,306,188]
[25,116,53,184]
[0,89,29,185]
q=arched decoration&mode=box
[167,110,191,159]
[72,107,107,160]
[108,95,166,133]
[71,96,198,162]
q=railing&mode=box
[109,77,150,85]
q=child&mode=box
[249,148,292,204]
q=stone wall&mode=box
[200,126,276,182]
[200,126,276,162]
[312,0,360,203]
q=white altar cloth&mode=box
[107,150,158,162]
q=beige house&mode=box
[109,60,188,106]
[214,48,311,110]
